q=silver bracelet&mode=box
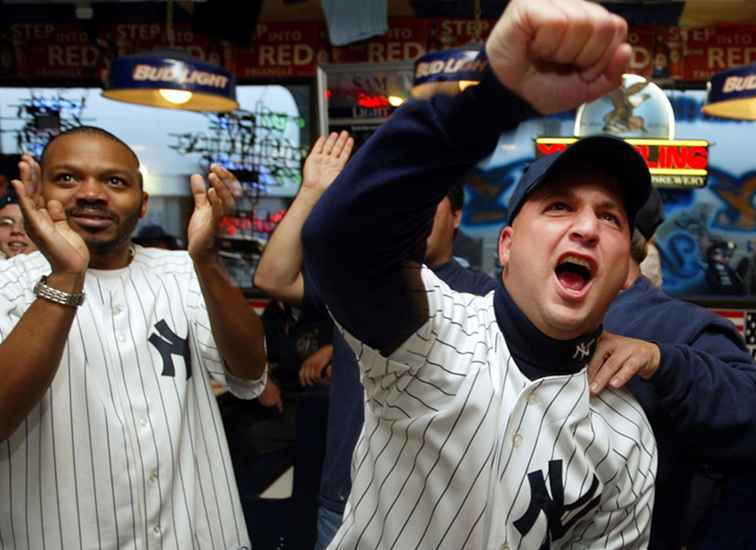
[33,275,85,307]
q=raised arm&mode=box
[301,0,631,354]
[0,158,90,441]
[254,131,353,305]
[188,165,267,380]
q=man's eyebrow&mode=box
[47,162,135,174]
[596,198,624,211]
[534,188,573,201]
[45,164,139,183]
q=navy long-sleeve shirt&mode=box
[604,275,756,550]
[302,68,536,352]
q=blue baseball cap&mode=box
[506,135,652,232]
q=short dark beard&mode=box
[80,208,142,257]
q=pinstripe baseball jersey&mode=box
[329,267,657,550]
[0,246,263,550]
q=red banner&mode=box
[234,21,324,79]
[2,19,756,84]
[426,18,493,50]
[8,23,100,81]
[682,25,756,81]
[4,21,232,83]
[326,18,428,65]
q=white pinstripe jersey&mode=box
[0,246,264,550]
[330,267,658,550]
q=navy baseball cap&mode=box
[506,135,652,232]
[635,188,665,240]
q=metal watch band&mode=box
[33,275,85,307]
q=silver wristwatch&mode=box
[33,275,85,307]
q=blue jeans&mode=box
[314,506,343,550]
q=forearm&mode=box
[302,67,536,349]
[194,257,266,380]
[0,272,83,441]
[254,188,323,304]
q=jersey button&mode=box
[113,304,123,315]
[116,332,126,343]
[527,391,537,402]
[513,433,523,448]
[149,469,158,483]
[500,544,510,550]
[152,525,161,537]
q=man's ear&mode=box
[452,207,462,230]
[498,226,513,269]
[140,192,149,219]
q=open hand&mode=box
[11,155,89,274]
[587,331,661,394]
[187,164,239,261]
[302,131,354,193]
[486,0,631,115]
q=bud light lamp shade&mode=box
[411,48,487,99]
[703,62,756,120]
[102,51,239,113]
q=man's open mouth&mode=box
[555,254,596,292]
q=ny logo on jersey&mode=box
[572,338,595,361]
[149,320,192,379]
[513,459,601,549]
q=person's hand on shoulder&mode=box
[12,154,89,275]
[486,0,631,115]
[301,131,354,194]
[187,164,241,263]
[587,331,661,394]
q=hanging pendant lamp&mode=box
[411,0,487,99]
[411,47,487,99]
[702,62,756,120]
[102,0,238,113]
[103,50,238,112]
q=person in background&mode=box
[634,187,664,287]
[705,238,743,295]
[221,293,333,546]
[132,222,181,250]
[596,189,756,550]
[0,186,36,259]
[255,131,496,549]
[0,126,267,549]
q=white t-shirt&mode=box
[330,267,657,550]
[0,246,264,550]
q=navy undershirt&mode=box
[493,281,601,380]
